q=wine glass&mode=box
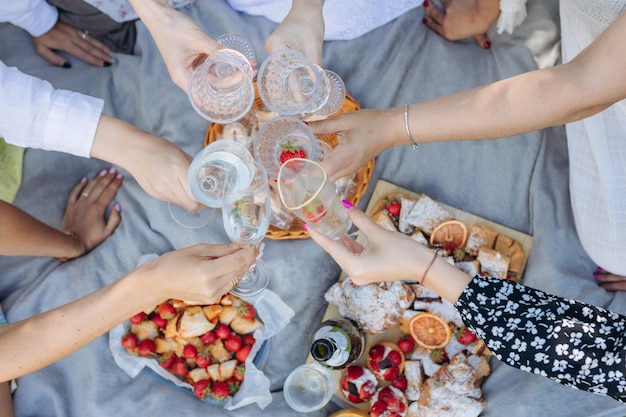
[276,158,352,240]
[257,48,330,116]
[187,48,255,124]
[253,116,323,179]
[311,70,346,118]
[168,140,255,227]
[215,33,257,68]
[222,160,272,297]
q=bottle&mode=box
[310,318,364,370]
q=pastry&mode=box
[405,195,454,235]
[373,209,398,232]
[367,342,405,381]
[464,224,498,256]
[339,365,378,403]
[477,247,510,279]
[404,360,425,401]
[398,196,418,234]
[369,385,408,417]
[495,234,527,273]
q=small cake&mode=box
[464,225,498,256]
[477,248,510,279]
[369,385,408,417]
[398,196,418,234]
[405,195,454,235]
[373,210,398,232]
[339,365,378,404]
[367,342,405,381]
[495,234,527,274]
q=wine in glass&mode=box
[277,158,351,240]
[222,160,272,297]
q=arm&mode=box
[264,0,325,65]
[126,0,221,92]
[0,243,257,382]
[312,11,626,180]
[309,206,626,403]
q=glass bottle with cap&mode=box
[310,318,364,370]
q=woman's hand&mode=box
[422,0,501,49]
[135,243,258,305]
[33,21,113,67]
[309,108,404,181]
[60,167,123,253]
[265,0,325,65]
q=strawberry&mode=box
[453,248,466,262]
[387,350,403,366]
[385,200,401,217]
[121,332,138,350]
[378,387,397,407]
[183,344,198,359]
[152,315,167,328]
[238,302,255,320]
[215,324,231,340]
[201,330,217,345]
[430,349,449,365]
[130,312,146,324]
[159,352,176,370]
[196,347,212,368]
[225,335,242,353]
[346,393,361,403]
[278,141,307,164]
[455,326,477,345]
[233,364,246,382]
[242,334,256,346]
[359,380,376,400]
[227,377,241,395]
[370,401,386,417]
[302,198,326,223]
[171,357,188,377]
[369,344,385,362]
[193,379,211,399]
[382,366,399,381]
[137,339,156,357]
[211,381,230,400]
[158,302,176,320]
[392,375,408,391]
[340,374,349,391]
[346,365,364,380]
[236,344,252,362]
[397,337,414,354]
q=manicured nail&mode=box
[422,17,429,24]
[116,173,124,179]
[108,166,117,174]
[302,120,309,125]
[302,224,309,232]
[80,177,87,183]
[99,169,108,176]
[593,273,600,280]
[103,61,112,68]
[61,61,72,69]
[597,267,606,273]
[341,199,354,209]
[483,41,491,49]
[114,203,121,212]
[423,0,429,7]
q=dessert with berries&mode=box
[367,342,405,382]
[340,365,378,404]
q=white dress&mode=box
[560,0,626,275]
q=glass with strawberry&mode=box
[277,158,351,240]
[253,116,323,179]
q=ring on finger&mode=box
[81,192,89,198]
[81,30,89,40]
[229,277,239,289]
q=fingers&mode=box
[105,204,122,235]
[423,1,446,25]
[35,46,70,68]
[473,33,491,50]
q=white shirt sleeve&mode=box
[0,61,103,158]
[0,0,58,37]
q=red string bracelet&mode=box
[420,249,440,286]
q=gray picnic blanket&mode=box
[2,0,626,415]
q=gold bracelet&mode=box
[55,231,85,262]
[404,104,419,151]
[419,248,440,286]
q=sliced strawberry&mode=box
[236,344,252,362]
[346,393,361,403]
[193,379,211,399]
[392,375,408,391]
[129,312,147,325]
[370,401,387,416]
[382,366,399,381]
[378,387,397,407]
[121,332,138,350]
[387,350,403,366]
[369,344,385,361]
[359,380,376,400]
[346,365,364,380]
[397,337,415,354]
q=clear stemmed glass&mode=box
[168,140,256,228]
[215,33,257,69]
[310,70,346,118]
[277,158,352,240]
[187,48,255,124]
[253,116,323,179]
[222,161,272,297]
[257,48,330,116]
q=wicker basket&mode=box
[204,86,374,240]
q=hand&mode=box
[306,205,430,285]
[309,108,402,181]
[136,243,258,305]
[422,0,501,49]
[60,167,123,253]
[265,0,325,65]
[33,21,113,67]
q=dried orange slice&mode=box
[429,220,468,251]
[409,312,451,350]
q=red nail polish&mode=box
[422,17,429,24]
[341,199,354,210]
[483,41,491,49]
[423,0,429,7]
[302,224,309,232]
[302,120,309,125]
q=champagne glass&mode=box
[277,158,352,240]
[168,140,255,227]
[223,160,272,297]
[311,70,346,118]
[257,48,330,116]
[215,33,257,69]
[253,116,323,179]
[187,48,255,124]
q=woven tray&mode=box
[204,86,374,240]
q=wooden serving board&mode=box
[307,179,533,412]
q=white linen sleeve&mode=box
[0,62,103,158]
[0,0,58,37]
[496,0,528,35]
